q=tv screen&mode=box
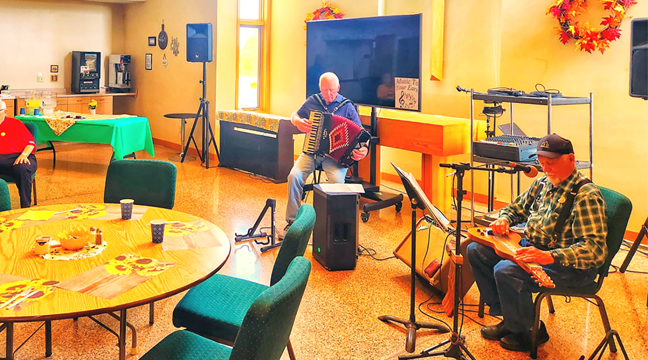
[306,14,422,111]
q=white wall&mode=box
[0,0,121,91]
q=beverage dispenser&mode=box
[41,91,57,116]
[24,91,41,116]
[71,51,101,94]
[108,54,131,93]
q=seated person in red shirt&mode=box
[0,100,37,208]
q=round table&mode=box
[163,113,198,162]
[0,203,231,360]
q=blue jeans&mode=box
[466,239,597,333]
[285,153,347,222]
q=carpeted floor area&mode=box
[2,142,647,360]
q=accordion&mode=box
[302,111,371,167]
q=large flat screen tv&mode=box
[306,14,422,111]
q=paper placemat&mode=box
[55,254,174,299]
[57,204,147,221]
[160,221,224,251]
[0,205,148,234]
[17,210,57,221]
[0,275,58,312]
[0,217,23,234]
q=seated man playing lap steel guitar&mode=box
[466,134,607,352]
[281,72,368,237]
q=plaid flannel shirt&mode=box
[498,170,608,269]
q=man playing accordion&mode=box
[282,72,368,235]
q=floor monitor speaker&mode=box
[187,23,213,62]
[312,185,359,271]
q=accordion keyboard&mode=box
[303,111,325,155]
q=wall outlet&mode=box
[37,73,43,82]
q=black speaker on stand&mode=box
[630,18,648,100]
[182,23,219,168]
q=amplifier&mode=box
[473,135,540,162]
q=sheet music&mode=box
[391,163,452,233]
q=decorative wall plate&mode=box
[158,21,168,50]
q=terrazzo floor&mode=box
[2,142,647,360]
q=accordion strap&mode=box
[314,93,353,115]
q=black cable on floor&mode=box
[246,172,275,183]
[418,297,452,331]
[357,244,395,261]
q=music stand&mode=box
[378,164,450,353]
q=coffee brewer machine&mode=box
[108,54,132,93]
[71,51,101,94]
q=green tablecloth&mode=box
[15,115,155,160]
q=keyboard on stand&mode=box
[473,135,540,162]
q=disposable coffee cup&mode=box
[33,108,40,116]
[150,220,166,243]
[35,236,52,255]
[120,199,134,220]
[20,107,25,115]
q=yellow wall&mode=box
[1,0,646,232]
[0,0,120,90]
[120,0,234,146]
[268,0,648,232]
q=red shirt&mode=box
[0,117,36,155]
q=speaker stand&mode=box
[182,61,219,168]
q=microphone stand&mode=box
[400,162,516,360]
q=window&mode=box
[237,0,269,111]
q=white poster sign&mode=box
[394,77,419,110]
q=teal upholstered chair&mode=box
[173,204,316,359]
[141,256,312,360]
[0,179,11,212]
[103,159,177,325]
[529,186,632,359]
[0,122,38,206]
[104,159,177,209]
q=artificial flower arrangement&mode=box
[304,1,344,30]
[88,99,98,110]
[547,0,637,54]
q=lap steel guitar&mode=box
[467,227,555,289]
